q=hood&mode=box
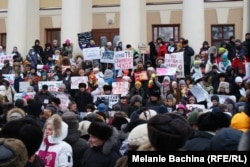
[64,129,82,144]
[6,108,26,122]
[102,127,119,155]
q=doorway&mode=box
[92,28,119,49]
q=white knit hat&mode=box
[78,120,91,136]
[128,124,149,146]
[235,76,243,83]
[139,109,157,121]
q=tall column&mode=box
[7,0,28,56]
[182,0,205,54]
[120,0,146,50]
[61,0,89,56]
[243,0,250,39]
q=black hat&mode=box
[211,95,219,102]
[218,73,226,79]
[42,84,48,90]
[103,85,112,91]
[27,102,42,117]
[52,97,61,105]
[62,112,79,129]
[79,83,87,88]
[150,90,161,98]
[87,122,113,141]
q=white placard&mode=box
[165,52,184,78]
[112,82,129,95]
[100,51,115,63]
[70,76,88,89]
[114,51,133,70]
[82,47,101,60]
[19,82,30,92]
[38,81,62,92]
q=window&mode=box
[46,28,61,45]
[152,25,180,43]
[211,24,234,48]
[0,33,7,50]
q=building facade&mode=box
[0,0,249,57]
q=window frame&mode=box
[152,24,180,43]
[45,28,61,46]
[211,24,235,47]
[0,33,7,50]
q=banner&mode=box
[100,51,115,63]
[82,47,101,60]
[114,51,133,70]
[134,71,148,81]
[38,81,62,92]
[112,82,129,95]
[93,95,119,108]
[207,94,236,108]
[71,76,88,89]
[78,31,93,48]
[165,52,184,78]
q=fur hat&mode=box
[103,85,112,91]
[45,105,57,115]
[139,109,157,121]
[130,95,143,104]
[211,95,219,102]
[0,138,28,167]
[0,118,43,158]
[45,114,68,143]
[62,112,79,129]
[6,108,26,122]
[103,69,113,79]
[128,124,149,147]
[235,76,243,83]
[88,122,113,141]
[147,113,193,150]
[52,97,61,105]
[217,81,230,93]
[78,120,91,136]
[27,102,42,116]
[111,117,129,130]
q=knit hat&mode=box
[0,138,28,167]
[103,69,113,79]
[235,76,243,83]
[127,124,149,147]
[187,108,203,126]
[211,95,219,102]
[150,90,161,98]
[139,109,157,121]
[88,122,113,141]
[62,112,79,129]
[130,95,142,104]
[147,113,193,150]
[166,94,174,100]
[6,108,26,122]
[103,85,112,91]
[135,81,142,86]
[97,103,107,112]
[52,97,61,105]
[59,83,66,89]
[179,80,186,86]
[78,120,91,136]
[42,84,48,90]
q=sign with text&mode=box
[0,54,14,66]
[165,52,184,78]
[100,51,115,63]
[56,93,71,109]
[38,81,62,92]
[186,104,206,111]
[19,81,30,92]
[114,51,133,70]
[134,71,148,81]
[2,74,15,85]
[93,95,119,108]
[71,76,88,89]
[82,47,101,60]
[78,31,93,48]
[207,94,236,108]
[112,82,129,95]
[156,68,167,76]
[190,85,209,103]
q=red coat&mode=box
[157,44,167,58]
[231,56,246,74]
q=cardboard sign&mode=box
[93,95,119,108]
[165,52,184,78]
[100,51,115,63]
[112,82,129,95]
[134,71,148,81]
[71,76,88,89]
[82,47,101,60]
[38,81,62,92]
[19,82,30,92]
[114,51,133,70]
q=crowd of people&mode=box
[0,33,250,167]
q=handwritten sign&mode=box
[78,31,93,48]
[100,51,115,63]
[112,82,129,95]
[134,71,148,81]
[82,47,101,60]
[0,54,14,66]
[56,93,71,109]
[38,81,62,92]
[71,76,88,89]
[207,94,236,108]
[114,51,133,70]
[93,95,119,108]
[19,82,30,92]
[165,52,184,77]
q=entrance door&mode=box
[92,28,119,49]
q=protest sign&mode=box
[2,74,15,85]
[19,82,30,92]
[156,68,167,76]
[14,93,23,101]
[0,54,14,66]
[190,85,209,103]
[71,76,88,89]
[112,82,129,95]
[82,47,101,60]
[165,52,184,77]
[100,51,115,63]
[93,95,119,108]
[114,51,133,70]
[38,81,62,92]
[134,71,148,81]
[61,65,71,74]
[78,31,93,48]
[207,94,236,108]
[186,104,206,111]
[56,93,70,109]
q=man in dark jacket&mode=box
[180,39,194,76]
[34,84,53,107]
[75,83,93,118]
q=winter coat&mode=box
[81,128,120,167]
[1,64,12,74]
[37,120,73,167]
[182,130,214,151]
[75,91,93,112]
[34,91,54,106]
[64,129,89,167]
